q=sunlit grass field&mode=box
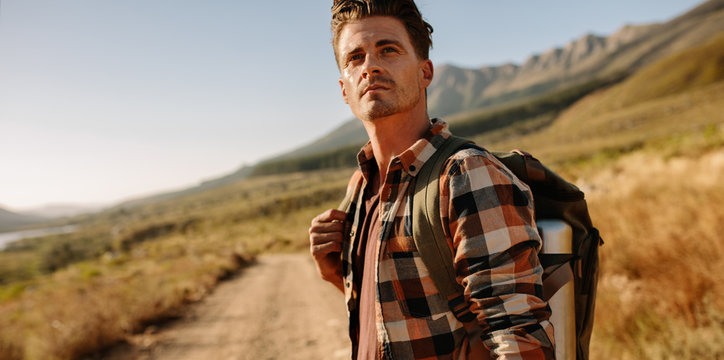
[0,169,352,360]
[1,32,723,360]
[586,148,724,360]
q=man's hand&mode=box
[309,209,347,292]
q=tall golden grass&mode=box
[584,149,724,359]
[0,168,351,360]
[0,235,251,360]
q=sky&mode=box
[0,0,704,211]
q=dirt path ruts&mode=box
[103,254,350,360]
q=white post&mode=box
[538,219,575,360]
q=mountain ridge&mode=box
[279,0,724,160]
[0,207,47,233]
[77,0,724,214]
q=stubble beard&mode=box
[361,82,421,121]
[365,96,398,120]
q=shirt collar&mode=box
[356,118,451,178]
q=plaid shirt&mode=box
[341,119,554,359]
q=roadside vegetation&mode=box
[0,169,351,360]
[585,147,724,360]
[0,32,722,360]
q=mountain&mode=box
[0,207,46,233]
[283,0,724,159]
[113,165,255,209]
[430,0,724,114]
[486,31,724,163]
[107,0,724,209]
[22,204,105,218]
[269,120,366,161]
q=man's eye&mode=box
[349,54,364,62]
[382,47,398,53]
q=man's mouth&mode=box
[362,84,390,96]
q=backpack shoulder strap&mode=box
[492,150,546,183]
[412,135,471,301]
[338,169,363,212]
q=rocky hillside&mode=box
[428,0,724,116]
[278,0,724,160]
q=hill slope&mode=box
[0,207,46,233]
[281,0,724,161]
[485,32,724,164]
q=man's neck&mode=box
[361,109,430,187]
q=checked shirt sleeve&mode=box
[440,149,555,360]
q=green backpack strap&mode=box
[412,135,472,301]
[414,137,574,302]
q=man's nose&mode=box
[362,55,382,78]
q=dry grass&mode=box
[0,235,252,360]
[484,80,724,167]
[582,149,724,359]
[0,168,352,360]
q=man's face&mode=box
[336,16,433,122]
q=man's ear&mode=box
[420,59,434,89]
[339,78,349,104]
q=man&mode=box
[309,1,554,359]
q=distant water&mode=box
[0,225,78,250]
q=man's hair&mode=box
[331,0,433,64]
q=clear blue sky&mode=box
[0,0,703,210]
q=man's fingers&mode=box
[309,208,347,259]
[313,208,347,223]
[310,241,342,257]
[309,220,344,234]
[310,231,343,245]
[309,208,347,235]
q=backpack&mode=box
[413,135,603,360]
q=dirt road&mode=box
[104,253,350,360]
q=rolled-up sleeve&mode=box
[440,149,555,359]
